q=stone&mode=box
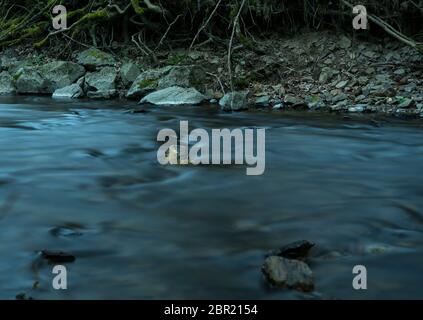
[120,62,141,87]
[15,67,48,94]
[332,93,348,103]
[336,80,348,89]
[273,103,284,110]
[267,240,315,260]
[338,35,351,49]
[319,72,329,84]
[76,48,116,69]
[0,71,16,95]
[262,256,314,292]
[12,61,85,94]
[85,66,118,99]
[348,104,366,113]
[40,61,85,92]
[219,91,249,111]
[140,86,206,105]
[398,97,414,108]
[283,94,304,106]
[394,68,406,76]
[126,66,203,99]
[52,83,84,99]
[254,95,270,107]
[330,100,349,111]
[0,55,21,72]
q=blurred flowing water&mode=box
[0,96,423,299]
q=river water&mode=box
[0,96,422,299]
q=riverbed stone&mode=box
[76,48,116,69]
[120,62,141,87]
[0,71,16,95]
[140,86,206,105]
[52,83,84,99]
[85,66,118,99]
[219,91,249,111]
[262,256,314,292]
[126,65,203,99]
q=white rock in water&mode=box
[52,83,84,99]
[140,86,205,105]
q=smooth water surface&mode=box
[0,96,423,299]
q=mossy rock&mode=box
[76,48,116,69]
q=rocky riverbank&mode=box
[1,31,422,118]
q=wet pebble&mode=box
[262,256,314,292]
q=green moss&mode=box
[137,78,157,89]
[87,49,108,59]
[131,0,145,14]
[12,71,23,83]
[167,54,188,65]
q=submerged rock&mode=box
[50,226,83,237]
[262,256,314,292]
[41,250,76,263]
[85,66,118,99]
[76,48,116,69]
[52,83,84,99]
[0,71,16,95]
[219,91,249,111]
[140,86,205,105]
[267,240,315,260]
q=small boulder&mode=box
[40,61,85,92]
[284,94,306,107]
[15,67,48,94]
[120,62,141,87]
[52,83,84,99]
[219,91,249,111]
[0,71,16,95]
[140,86,205,105]
[126,66,203,99]
[85,66,118,99]
[262,256,314,292]
[76,48,116,69]
[254,95,270,108]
